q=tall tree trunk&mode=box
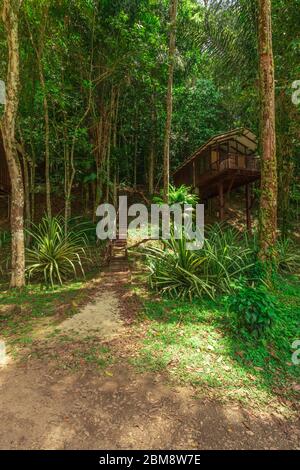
[106,86,115,202]
[1,0,25,288]
[277,91,294,239]
[258,0,277,260]
[17,126,32,235]
[149,96,156,196]
[133,135,138,190]
[39,66,51,217]
[26,10,51,217]
[163,0,178,202]
[148,143,155,196]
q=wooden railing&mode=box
[210,154,260,172]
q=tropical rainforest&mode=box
[0,0,299,453]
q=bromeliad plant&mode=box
[145,224,254,298]
[202,223,255,293]
[146,235,213,300]
[26,216,88,286]
[153,184,199,206]
[145,223,255,300]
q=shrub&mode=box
[146,236,213,300]
[203,223,254,292]
[275,238,300,275]
[26,216,88,286]
[153,184,199,206]
[144,224,254,299]
[227,287,278,337]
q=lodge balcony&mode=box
[198,153,260,199]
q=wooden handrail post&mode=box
[246,183,252,234]
[219,182,224,221]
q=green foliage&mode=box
[0,230,10,248]
[146,236,212,299]
[227,287,279,338]
[26,216,88,286]
[153,184,199,206]
[145,223,254,299]
[0,230,11,276]
[275,238,300,275]
[202,223,254,292]
[67,216,97,245]
[172,78,229,162]
[132,277,300,406]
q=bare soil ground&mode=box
[59,290,124,340]
[1,361,300,450]
[0,268,299,450]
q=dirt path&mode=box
[0,266,299,450]
[59,290,124,339]
[0,361,299,450]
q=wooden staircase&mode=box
[105,212,130,275]
[102,191,131,277]
[109,238,129,273]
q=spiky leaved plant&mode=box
[26,215,88,286]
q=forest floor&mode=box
[0,259,300,449]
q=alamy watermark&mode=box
[292,80,300,106]
[96,196,204,251]
[0,80,6,105]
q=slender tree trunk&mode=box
[39,66,51,217]
[106,87,115,202]
[28,135,36,222]
[63,133,71,232]
[17,128,32,234]
[163,0,178,202]
[149,96,156,196]
[22,155,30,223]
[148,142,155,196]
[1,0,25,288]
[277,91,294,239]
[16,144,30,228]
[27,164,35,223]
[26,11,51,217]
[133,135,138,189]
[258,0,277,260]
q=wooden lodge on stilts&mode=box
[172,128,260,231]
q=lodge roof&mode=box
[173,128,258,176]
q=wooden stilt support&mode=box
[192,161,196,189]
[246,183,252,233]
[219,182,224,221]
[226,175,235,199]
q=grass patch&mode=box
[0,281,85,350]
[0,278,117,375]
[132,276,300,409]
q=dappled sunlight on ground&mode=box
[0,256,299,449]
[0,360,299,450]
